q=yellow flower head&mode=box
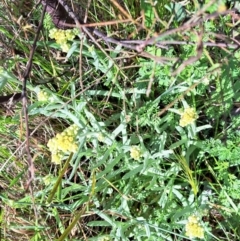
[179,107,198,127]
[188,215,199,224]
[52,29,66,44]
[49,28,58,39]
[97,133,105,142]
[130,146,142,160]
[51,153,63,165]
[65,29,76,41]
[37,90,50,102]
[47,124,79,164]
[185,215,204,239]
[43,174,54,185]
[49,28,78,52]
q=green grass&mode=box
[0,0,240,240]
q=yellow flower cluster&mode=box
[179,107,198,127]
[42,174,54,186]
[185,215,204,239]
[47,124,79,164]
[130,146,142,160]
[37,90,50,102]
[97,133,105,142]
[49,28,78,52]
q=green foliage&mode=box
[44,13,55,30]
[203,136,240,165]
[0,0,240,240]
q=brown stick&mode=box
[0,93,22,104]
[136,10,237,51]
[22,2,47,190]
